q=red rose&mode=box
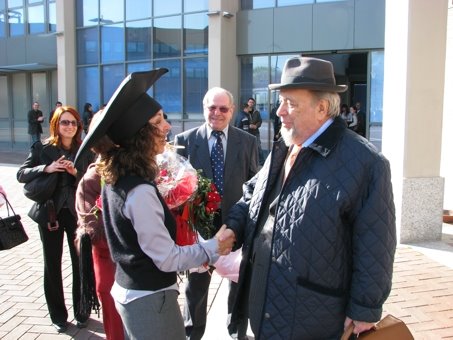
[206,201,218,213]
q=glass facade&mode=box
[0,0,55,36]
[241,0,346,9]
[76,0,208,118]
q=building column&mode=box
[56,0,77,107]
[441,4,453,213]
[383,0,448,243]
[208,0,240,103]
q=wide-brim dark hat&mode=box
[269,57,347,93]
[75,68,168,167]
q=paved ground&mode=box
[1,152,453,339]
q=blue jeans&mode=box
[30,133,41,146]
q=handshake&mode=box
[215,225,237,256]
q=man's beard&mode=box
[280,126,294,147]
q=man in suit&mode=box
[27,101,44,146]
[174,87,259,340]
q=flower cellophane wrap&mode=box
[214,248,242,282]
[156,148,221,245]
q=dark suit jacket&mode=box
[174,124,259,223]
[27,109,43,135]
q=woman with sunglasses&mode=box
[17,106,91,333]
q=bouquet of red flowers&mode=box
[156,148,221,245]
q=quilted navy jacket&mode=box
[225,117,396,339]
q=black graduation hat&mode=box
[75,68,168,167]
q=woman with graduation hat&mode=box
[75,69,234,340]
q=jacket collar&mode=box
[307,117,346,157]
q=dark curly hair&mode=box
[97,123,164,185]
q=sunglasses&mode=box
[207,106,230,114]
[59,119,79,127]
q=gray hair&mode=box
[311,91,341,118]
[203,87,234,107]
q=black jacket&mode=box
[17,141,89,224]
[226,117,396,339]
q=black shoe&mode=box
[76,320,88,329]
[52,322,68,333]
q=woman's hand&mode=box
[59,158,78,177]
[44,156,77,176]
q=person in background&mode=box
[17,106,89,333]
[163,113,172,141]
[355,101,366,137]
[270,100,281,141]
[175,87,258,340]
[234,103,251,134]
[49,101,63,124]
[220,56,396,339]
[245,98,264,165]
[82,103,94,135]
[348,105,358,131]
[27,101,44,146]
[339,103,350,123]
[75,112,124,340]
[74,70,235,340]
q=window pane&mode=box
[278,0,313,6]
[28,0,41,3]
[28,4,44,34]
[77,67,100,113]
[126,19,151,61]
[240,56,269,113]
[154,59,181,114]
[183,13,207,56]
[126,0,151,21]
[370,50,384,151]
[77,27,99,64]
[8,0,22,7]
[153,16,181,58]
[0,0,5,37]
[316,0,345,2]
[154,0,181,16]
[183,0,208,12]
[12,73,27,120]
[100,0,123,23]
[101,23,124,63]
[9,7,24,36]
[31,72,48,118]
[102,64,124,104]
[241,0,275,10]
[48,1,56,32]
[76,0,98,27]
[127,62,152,75]
[184,57,207,116]
[0,75,9,119]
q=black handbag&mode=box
[23,173,58,203]
[28,199,59,230]
[0,193,29,250]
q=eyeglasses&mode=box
[207,106,230,113]
[59,119,79,127]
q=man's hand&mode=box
[215,225,236,255]
[344,317,375,336]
